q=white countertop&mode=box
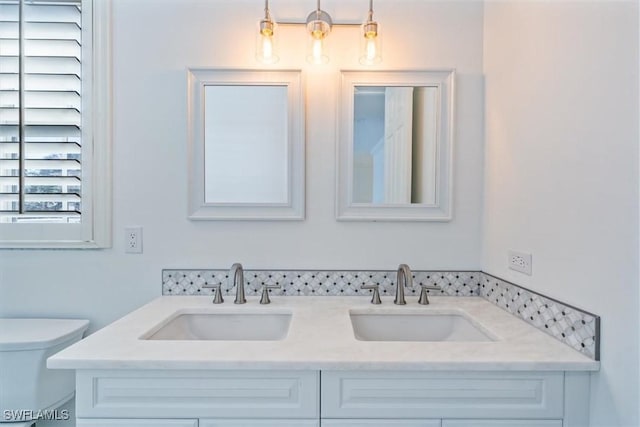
[47,296,599,371]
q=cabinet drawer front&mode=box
[77,420,197,427]
[322,420,441,426]
[321,371,563,419]
[442,421,562,427]
[77,370,318,419]
[201,420,319,427]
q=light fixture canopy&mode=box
[306,7,332,40]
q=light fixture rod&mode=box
[276,20,360,27]
[264,0,270,20]
[259,1,374,27]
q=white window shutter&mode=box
[0,0,112,248]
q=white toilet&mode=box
[0,319,89,425]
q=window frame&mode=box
[0,0,111,249]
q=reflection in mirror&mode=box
[204,85,288,204]
[337,70,454,221]
[187,69,304,220]
[353,86,438,205]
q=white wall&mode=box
[1,1,638,426]
[0,0,485,332]
[482,2,639,426]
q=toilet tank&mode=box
[0,319,89,422]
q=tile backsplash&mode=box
[162,268,600,361]
[162,269,480,297]
[479,272,600,360]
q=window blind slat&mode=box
[24,124,80,136]
[0,144,80,161]
[2,108,80,125]
[0,175,81,185]
[1,91,81,109]
[0,194,80,201]
[1,56,81,74]
[1,21,81,40]
[1,158,80,168]
[0,212,80,219]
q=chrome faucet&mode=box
[394,263,413,305]
[229,263,246,304]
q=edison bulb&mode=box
[366,37,376,61]
[312,39,323,62]
[307,37,328,64]
[256,27,279,64]
[359,32,381,65]
[262,35,273,60]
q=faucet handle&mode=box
[202,283,224,304]
[361,284,382,305]
[418,284,441,305]
[259,283,281,305]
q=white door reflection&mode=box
[204,85,288,204]
[352,86,438,205]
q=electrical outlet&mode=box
[508,250,532,275]
[125,226,143,254]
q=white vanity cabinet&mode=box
[320,370,589,427]
[78,420,320,427]
[77,420,198,427]
[321,371,564,419]
[441,421,562,427]
[72,369,589,426]
[74,370,319,426]
[200,421,319,426]
[321,421,441,426]
[321,421,562,427]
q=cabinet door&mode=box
[76,370,318,419]
[77,420,198,427]
[321,371,564,420]
[322,420,440,426]
[442,420,562,427]
[201,420,318,427]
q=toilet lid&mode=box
[0,319,89,351]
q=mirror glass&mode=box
[353,85,438,205]
[187,69,304,220]
[337,70,454,221]
[204,85,288,204]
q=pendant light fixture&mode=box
[359,0,381,65]
[255,0,382,65]
[305,0,332,64]
[256,0,279,64]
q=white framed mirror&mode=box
[187,69,305,220]
[336,70,455,221]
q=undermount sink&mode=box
[144,311,292,341]
[349,309,496,342]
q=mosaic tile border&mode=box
[162,269,600,360]
[162,269,480,297]
[479,272,600,361]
